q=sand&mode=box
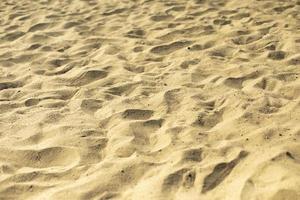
[0,0,300,199]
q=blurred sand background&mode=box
[0,0,300,199]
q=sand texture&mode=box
[0,0,300,199]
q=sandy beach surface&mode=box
[0,0,300,199]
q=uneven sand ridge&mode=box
[0,0,300,199]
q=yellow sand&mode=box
[0,0,300,199]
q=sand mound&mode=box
[0,0,300,199]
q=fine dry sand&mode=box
[0,0,300,199]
